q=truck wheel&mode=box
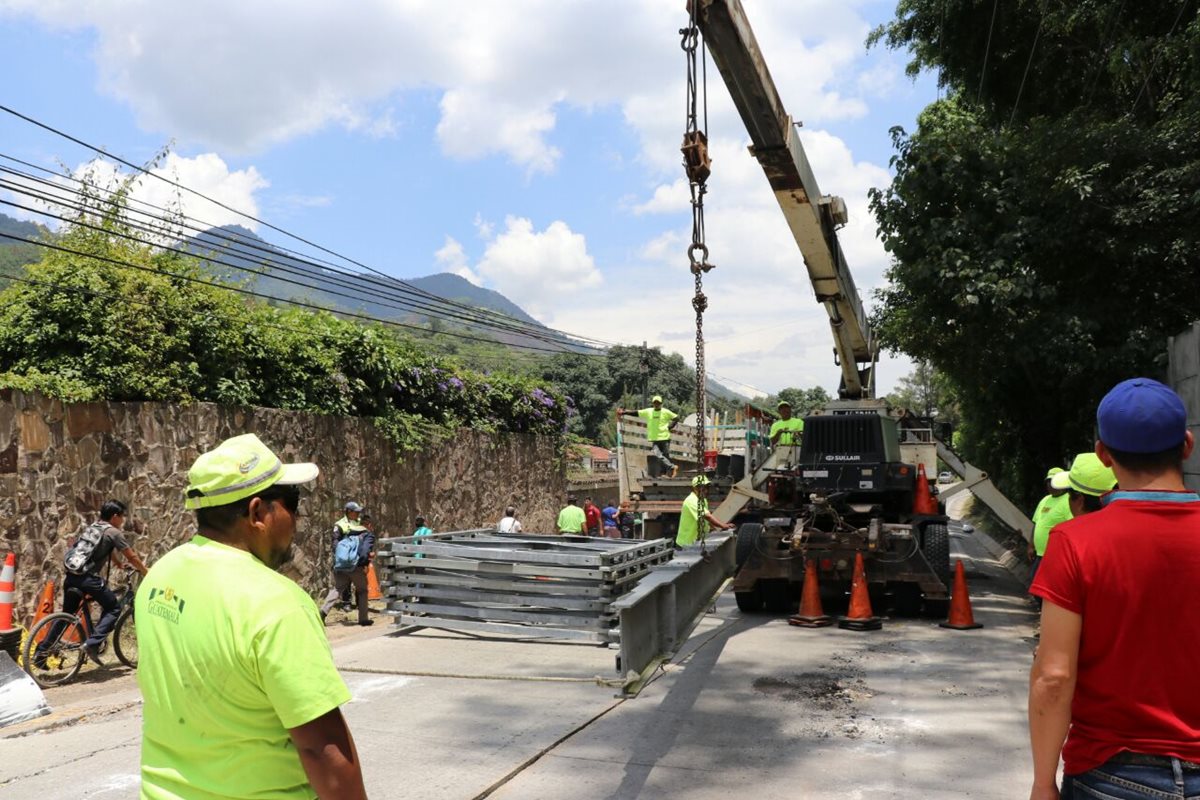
[735,523,763,570]
[735,587,764,613]
[922,522,952,589]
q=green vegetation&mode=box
[0,179,570,454]
[869,0,1200,508]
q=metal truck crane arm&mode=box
[691,0,877,400]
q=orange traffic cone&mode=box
[789,560,832,628]
[913,464,937,515]
[30,579,56,644]
[838,553,882,631]
[366,562,383,601]
[0,552,15,631]
[940,560,984,630]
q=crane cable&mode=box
[680,3,714,477]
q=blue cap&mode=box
[344,501,364,513]
[1097,378,1187,453]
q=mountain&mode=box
[180,225,589,353]
[0,212,44,242]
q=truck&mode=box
[615,0,1033,616]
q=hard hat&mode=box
[1051,453,1116,497]
[691,475,711,487]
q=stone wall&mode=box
[1168,323,1200,493]
[0,390,567,620]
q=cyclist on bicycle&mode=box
[38,499,149,666]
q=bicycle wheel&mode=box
[113,606,137,669]
[23,612,86,688]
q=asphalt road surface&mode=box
[0,501,1038,799]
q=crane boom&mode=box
[692,0,877,399]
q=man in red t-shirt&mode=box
[1028,377,1200,800]
[583,497,602,537]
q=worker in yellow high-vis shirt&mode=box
[618,395,678,478]
[769,400,805,448]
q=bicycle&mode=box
[22,567,140,688]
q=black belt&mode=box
[1109,752,1200,771]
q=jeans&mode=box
[37,572,119,653]
[649,440,673,472]
[1064,757,1200,799]
[322,568,369,623]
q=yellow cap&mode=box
[1046,467,1064,479]
[652,395,663,403]
[185,434,318,510]
[691,475,711,487]
[1050,453,1116,497]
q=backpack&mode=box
[334,533,362,572]
[64,521,107,575]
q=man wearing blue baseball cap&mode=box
[136,434,366,799]
[1028,378,1200,800]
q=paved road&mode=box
[0,504,1038,799]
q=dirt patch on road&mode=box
[752,662,883,742]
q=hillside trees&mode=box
[870,0,1200,507]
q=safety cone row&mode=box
[940,560,984,630]
[838,552,883,631]
[0,553,15,632]
[366,562,383,601]
[788,560,832,628]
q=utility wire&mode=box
[977,0,1001,103]
[0,184,591,355]
[0,104,625,350]
[1,232,609,357]
[1129,0,1193,115]
[0,156,615,351]
[1008,3,1046,126]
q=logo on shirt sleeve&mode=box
[146,586,187,624]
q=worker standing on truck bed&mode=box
[1029,378,1200,800]
[676,475,733,549]
[769,400,804,449]
[618,396,678,478]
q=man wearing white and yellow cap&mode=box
[1027,466,1072,587]
[1029,378,1200,799]
[135,434,366,800]
[676,475,734,548]
[618,395,679,478]
[769,400,805,448]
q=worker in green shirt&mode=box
[1028,466,1073,590]
[769,400,805,448]
[676,475,734,548]
[556,496,587,535]
[618,395,679,478]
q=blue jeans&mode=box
[1064,757,1200,799]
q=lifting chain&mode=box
[680,7,713,472]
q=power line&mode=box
[0,156,615,352]
[1129,0,1193,115]
[977,0,1001,103]
[2,232,610,357]
[1008,3,1045,126]
[0,104,628,351]
[0,187,585,355]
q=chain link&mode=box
[681,11,713,472]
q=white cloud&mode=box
[0,0,884,175]
[0,152,267,235]
[434,235,482,286]
[473,217,601,317]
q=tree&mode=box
[768,386,832,415]
[869,0,1200,508]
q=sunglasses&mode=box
[259,485,301,514]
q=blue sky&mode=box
[0,0,937,397]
